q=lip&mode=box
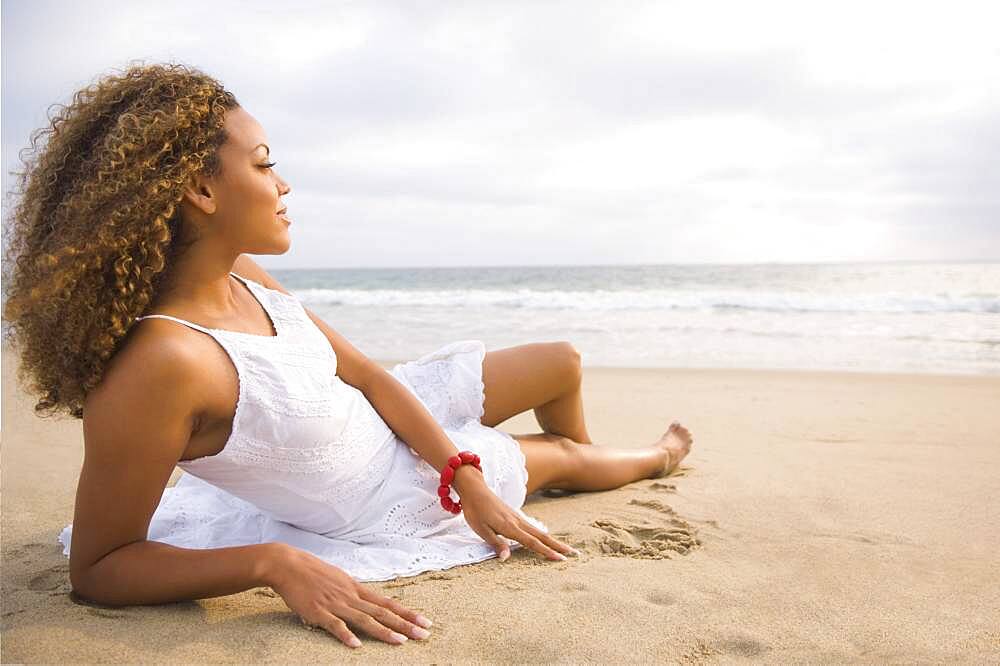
[278,212,291,225]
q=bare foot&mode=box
[654,421,693,478]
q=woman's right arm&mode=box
[70,332,431,647]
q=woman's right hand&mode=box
[265,544,433,648]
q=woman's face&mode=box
[183,106,293,255]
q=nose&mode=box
[277,178,291,196]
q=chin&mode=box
[277,234,292,254]
[246,236,292,256]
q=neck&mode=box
[151,241,243,318]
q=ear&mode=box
[181,173,217,215]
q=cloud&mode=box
[3,0,998,267]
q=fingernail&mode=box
[570,548,581,557]
[556,553,567,561]
[390,631,408,644]
[411,626,431,639]
[499,549,510,561]
[348,637,362,648]
[415,615,433,628]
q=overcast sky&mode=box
[3,0,998,268]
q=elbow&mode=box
[69,563,118,607]
[356,360,389,394]
[69,567,99,603]
[366,360,390,388]
[70,576,126,607]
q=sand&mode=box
[2,340,999,664]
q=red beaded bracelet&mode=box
[438,451,482,514]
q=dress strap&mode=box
[135,272,272,337]
[134,314,214,335]
[229,270,273,312]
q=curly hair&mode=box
[1,60,240,420]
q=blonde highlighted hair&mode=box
[2,61,240,419]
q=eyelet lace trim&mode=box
[221,400,395,475]
[298,432,396,507]
[393,345,485,431]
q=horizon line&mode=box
[262,258,1000,271]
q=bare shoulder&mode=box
[85,322,208,432]
[232,254,293,296]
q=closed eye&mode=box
[259,161,277,169]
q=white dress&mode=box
[58,272,548,582]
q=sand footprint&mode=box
[628,498,720,529]
[27,565,70,592]
[576,492,704,559]
[592,520,700,558]
[628,498,678,513]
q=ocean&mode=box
[267,261,1000,376]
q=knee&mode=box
[555,341,582,381]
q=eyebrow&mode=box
[252,143,270,155]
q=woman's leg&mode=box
[533,382,594,444]
[480,341,594,444]
[511,424,692,496]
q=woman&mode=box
[2,62,694,649]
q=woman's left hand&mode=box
[455,478,578,562]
